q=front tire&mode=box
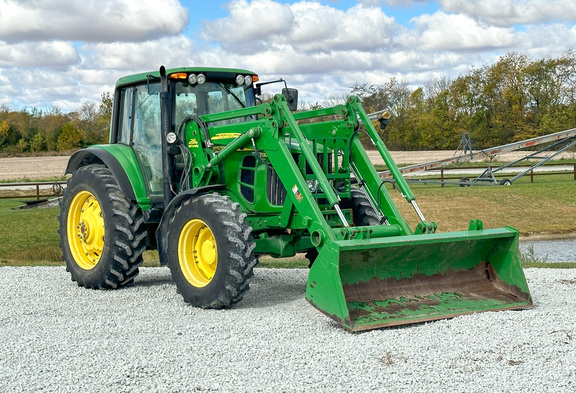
[58,164,146,289]
[165,193,257,309]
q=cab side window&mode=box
[117,87,134,145]
[131,83,163,196]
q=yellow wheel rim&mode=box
[67,190,105,270]
[178,219,217,287]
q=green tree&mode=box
[30,133,47,152]
[15,138,27,153]
[57,123,86,151]
[0,120,10,146]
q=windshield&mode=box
[174,81,256,127]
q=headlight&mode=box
[166,132,177,144]
[188,74,197,84]
[236,74,245,85]
[244,75,253,85]
[197,74,206,84]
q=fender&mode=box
[66,146,148,205]
[156,185,226,265]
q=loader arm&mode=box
[182,93,532,331]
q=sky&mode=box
[1,0,576,111]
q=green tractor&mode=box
[59,66,532,331]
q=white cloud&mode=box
[1,0,576,111]
[201,1,397,54]
[286,3,397,52]
[83,35,197,71]
[241,45,377,75]
[405,12,518,51]
[440,0,576,27]
[516,23,576,58]
[201,0,293,53]
[0,41,80,67]
[358,0,431,6]
[0,0,188,43]
[0,67,93,110]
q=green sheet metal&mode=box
[306,226,532,331]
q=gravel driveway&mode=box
[1,267,574,392]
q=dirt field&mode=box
[0,156,71,181]
[1,150,574,181]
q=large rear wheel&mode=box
[341,187,381,227]
[58,164,146,289]
[165,193,257,308]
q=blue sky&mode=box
[1,0,576,110]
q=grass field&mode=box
[388,173,576,234]
[0,199,62,264]
[0,173,574,267]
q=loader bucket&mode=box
[306,227,532,331]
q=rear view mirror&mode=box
[282,88,298,111]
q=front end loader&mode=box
[59,66,532,331]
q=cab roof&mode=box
[115,67,258,87]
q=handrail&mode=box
[0,181,66,200]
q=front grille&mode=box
[267,152,334,206]
[267,167,287,206]
[240,155,256,203]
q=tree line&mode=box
[2,51,576,154]
[0,92,112,154]
[351,51,576,150]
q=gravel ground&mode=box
[1,267,575,392]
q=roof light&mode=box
[197,74,206,84]
[236,75,245,85]
[244,75,253,85]
[170,72,187,79]
[188,74,197,84]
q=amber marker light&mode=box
[170,72,188,79]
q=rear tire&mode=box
[306,187,379,267]
[58,164,146,289]
[341,187,381,226]
[165,193,257,309]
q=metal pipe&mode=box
[334,205,349,228]
[410,200,427,223]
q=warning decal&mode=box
[292,185,303,202]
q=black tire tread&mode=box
[58,164,146,289]
[347,187,380,226]
[166,194,257,309]
[306,187,380,266]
